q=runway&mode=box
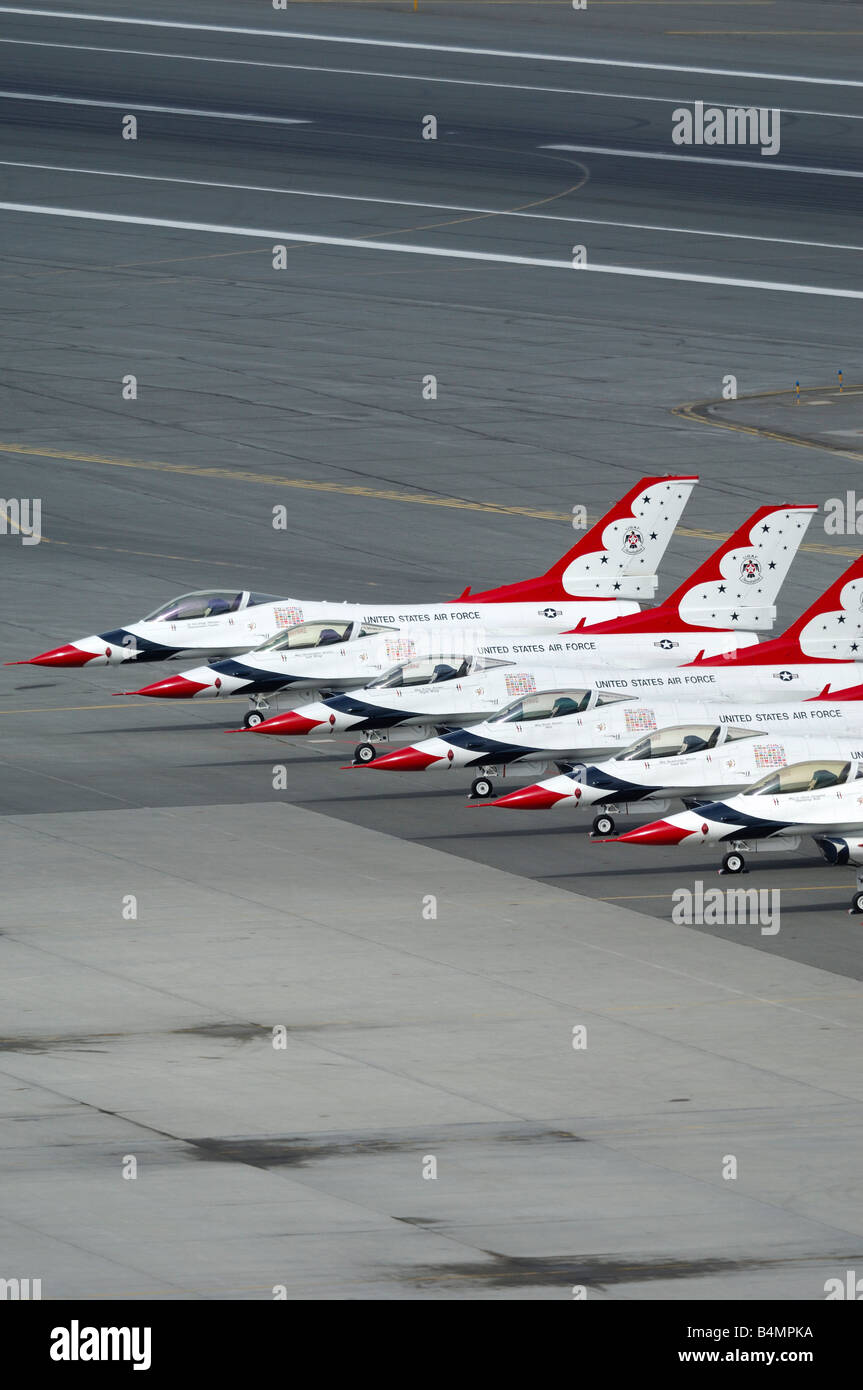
[1,0,862,1299]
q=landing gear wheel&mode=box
[354,742,376,764]
[592,813,615,837]
[243,710,265,729]
[470,776,494,799]
[849,891,863,915]
[721,851,746,875]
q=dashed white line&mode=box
[0,8,860,88]
[2,201,862,300]
[3,160,862,254]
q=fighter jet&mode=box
[608,756,863,914]
[485,720,863,837]
[8,474,695,669]
[123,501,815,719]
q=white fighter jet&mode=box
[483,719,863,838]
[8,474,695,669]
[608,757,863,914]
[123,501,814,716]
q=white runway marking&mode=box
[0,90,310,126]
[1,8,860,88]
[0,39,859,122]
[543,143,863,179]
[2,201,862,300]
[3,160,862,254]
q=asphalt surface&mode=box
[1,1,863,1299]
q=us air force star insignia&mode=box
[657,639,677,650]
[778,670,793,680]
[541,607,561,618]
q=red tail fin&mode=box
[466,475,697,604]
[693,550,863,667]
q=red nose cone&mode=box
[127,675,211,698]
[9,644,97,668]
[354,747,443,771]
[612,820,696,846]
[246,711,324,735]
[489,785,568,810]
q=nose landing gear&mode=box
[720,851,747,875]
[591,813,615,838]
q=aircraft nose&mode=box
[610,819,697,845]
[487,785,568,809]
[7,643,103,668]
[243,711,324,735]
[346,747,443,771]
[123,675,212,698]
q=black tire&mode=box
[850,891,863,915]
[354,742,376,764]
[592,813,615,837]
[471,776,494,799]
[243,710,265,729]
[721,851,745,875]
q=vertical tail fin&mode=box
[467,474,697,604]
[778,552,863,658]
[690,546,863,667]
[669,503,816,630]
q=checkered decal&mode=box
[754,743,786,769]
[624,707,658,733]
[505,672,537,697]
[274,605,304,629]
[385,638,416,662]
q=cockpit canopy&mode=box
[254,619,398,653]
[488,688,593,724]
[143,591,280,622]
[615,723,739,762]
[369,657,471,689]
[486,688,631,725]
[743,759,863,797]
[256,619,355,652]
[366,654,512,689]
